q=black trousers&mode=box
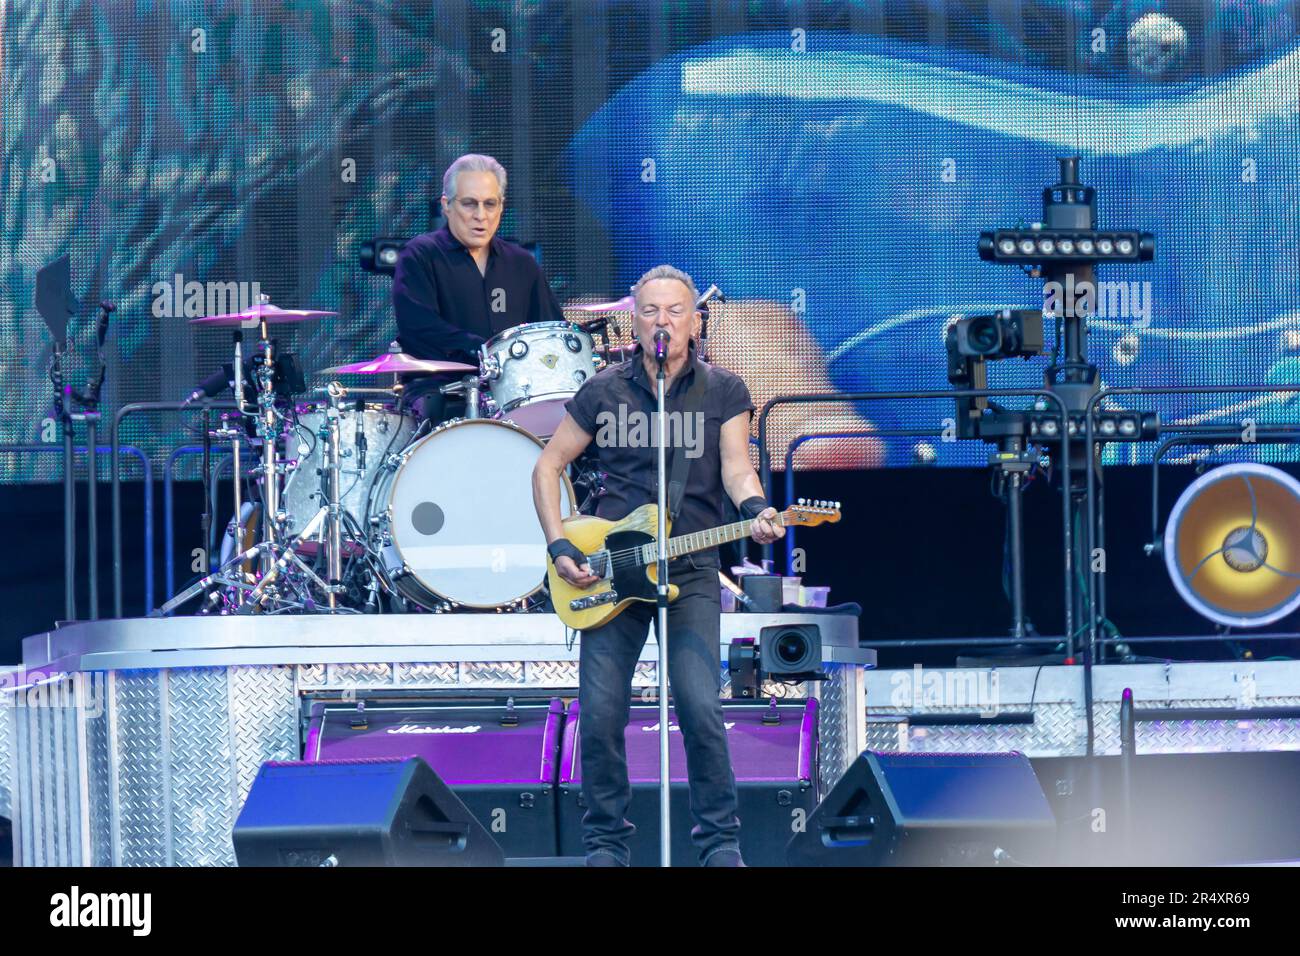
[577,559,741,864]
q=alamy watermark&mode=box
[0,669,106,719]
[594,404,705,459]
[889,664,1002,717]
[1043,276,1153,326]
[151,273,263,320]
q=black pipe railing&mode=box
[110,401,237,617]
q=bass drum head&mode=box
[383,418,575,608]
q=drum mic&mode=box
[696,284,725,308]
[184,364,235,406]
[653,328,670,362]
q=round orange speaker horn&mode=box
[1164,463,1300,627]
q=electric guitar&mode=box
[546,499,842,630]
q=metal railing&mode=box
[757,387,1076,648]
[110,401,238,616]
[0,443,151,617]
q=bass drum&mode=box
[373,418,576,609]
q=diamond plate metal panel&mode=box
[82,672,114,867]
[817,667,849,797]
[394,662,459,685]
[328,663,393,685]
[1095,697,1300,755]
[228,666,297,807]
[0,688,11,821]
[114,670,168,866]
[865,703,1083,757]
[525,660,579,686]
[632,662,656,686]
[166,668,236,867]
[461,661,525,684]
[296,663,325,687]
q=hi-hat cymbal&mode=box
[189,303,338,327]
[319,353,478,376]
[569,295,635,312]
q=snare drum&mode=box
[372,417,576,609]
[481,321,597,438]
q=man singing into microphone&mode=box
[392,153,564,422]
[531,265,783,867]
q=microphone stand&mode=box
[654,333,671,868]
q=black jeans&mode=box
[577,558,741,865]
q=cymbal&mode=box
[319,353,478,376]
[189,303,338,327]
[569,295,635,313]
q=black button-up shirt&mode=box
[564,345,755,568]
[392,226,564,364]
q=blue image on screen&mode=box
[564,31,1300,466]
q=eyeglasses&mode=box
[454,197,503,213]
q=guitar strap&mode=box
[667,358,709,522]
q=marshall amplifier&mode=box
[557,698,818,867]
[786,751,1057,866]
[233,756,505,866]
[303,697,563,858]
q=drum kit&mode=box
[158,294,636,617]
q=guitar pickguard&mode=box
[602,529,657,604]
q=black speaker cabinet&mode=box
[233,756,505,867]
[787,751,1056,866]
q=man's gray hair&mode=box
[442,154,507,200]
[631,264,699,306]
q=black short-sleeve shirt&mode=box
[565,344,756,568]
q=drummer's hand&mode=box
[556,555,601,589]
[750,507,784,545]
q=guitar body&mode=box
[547,504,681,631]
[546,498,841,631]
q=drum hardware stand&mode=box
[440,375,483,418]
[246,295,288,578]
[236,507,336,614]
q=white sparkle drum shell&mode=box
[378,418,575,608]
[481,321,596,439]
[282,402,417,536]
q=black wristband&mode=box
[547,538,587,564]
[739,496,770,520]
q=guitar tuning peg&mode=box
[835,501,841,509]
[798,497,806,505]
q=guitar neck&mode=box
[665,511,787,560]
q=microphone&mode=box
[696,284,725,307]
[184,364,234,406]
[653,328,670,363]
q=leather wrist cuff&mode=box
[547,539,586,564]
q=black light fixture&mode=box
[359,237,409,276]
[979,229,1153,264]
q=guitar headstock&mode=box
[784,499,842,527]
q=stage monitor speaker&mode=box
[233,756,505,866]
[786,751,1056,866]
[303,698,562,857]
[1164,462,1300,628]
